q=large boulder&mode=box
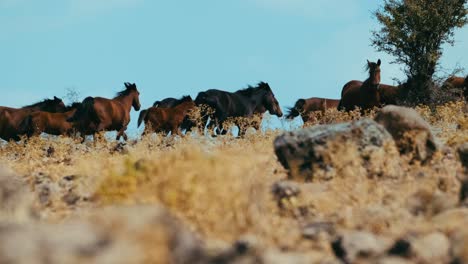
[274,119,401,181]
[0,205,205,264]
[374,105,437,163]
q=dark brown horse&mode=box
[0,97,66,141]
[286,97,340,122]
[464,75,468,99]
[191,82,283,136]
[69,82,141,141]
[152,97,185,108]
[138,96,195,136]
[339,59,381,111]
[21,103,82,137]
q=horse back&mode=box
[339,81,362,111]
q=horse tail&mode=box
[286,99,305,119]
[137,109,148,128]
[67,97,94,122]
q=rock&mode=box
[0,205,206,264]
[272,181,301,202]
[387,239,412,257]
[410,232,450,263]
[451,230,468,264]
[301,222,335,240]
[331,231,391,263]
[432,208,468,233]
[374,105,437,163]
[458,143,468,170]
[0,166,35,221]
[274,119,400,181]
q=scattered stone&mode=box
[331,231,391,263]
[274,119,399,181]
[411,232,450,263]
[0,166,35,221]
[375,105,437,163]
[302,221,335,240]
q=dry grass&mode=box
[0,101,467,261]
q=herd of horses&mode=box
[1,59,467,142]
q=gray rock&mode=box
[0,205,206,264]
[410,232,450,263]
[332,231,391,263]
[0,166,35,221]
[375,105,437,163]
[274,119,399,181]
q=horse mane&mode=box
[115,83,137,98]
[237,82,270,96]
[65,102,82,111]
[179,95,192,102]
[22,98,60,108]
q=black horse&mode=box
[188,82,283,136]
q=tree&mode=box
[372,0,468,103]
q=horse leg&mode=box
[116,126,128,141]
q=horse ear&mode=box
[377,59,381,66]
[124,82,130,88]
[54,96,59,100]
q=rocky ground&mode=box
[0,101,467,264]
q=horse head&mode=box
[259,82,283,117]
[124,82,141,111]
[366,59,381,86]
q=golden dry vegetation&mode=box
[0,101,467,263]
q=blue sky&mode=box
[1,1,467,132]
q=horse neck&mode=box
[115,94,134,112]
[176,101,194,111]
[238,89,266,111]
[367,70,381,86]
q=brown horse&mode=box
[69,82,141,141]
[286,97,340,123]
[137,96,195,136]
[444,76,466,89]
[0,97,66,141]
[339,59,381,111]
[21,103,82,137]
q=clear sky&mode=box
[1,1,467,133]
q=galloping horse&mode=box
[339,59,381,111]
[21,103,82,137]
[152,97,186,108]
[0,97,66,141]
[69,82,141,141]
[286,97,340,123]
[192,82,283,136]
[138,96,195,136]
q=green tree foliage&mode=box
[372,0,467,102]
